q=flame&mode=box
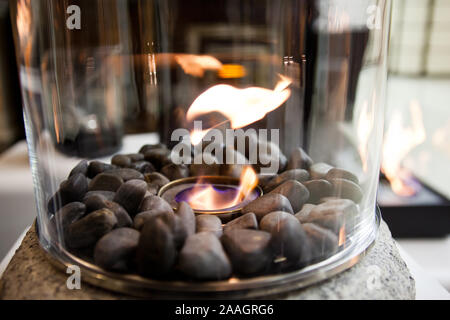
[187,166,258,211]
[174,54,223,77]
[186,75,292,143]
[381,100,426,196]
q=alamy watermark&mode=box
[66,265,81,290]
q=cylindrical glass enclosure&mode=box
[11,0,391,297]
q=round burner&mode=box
[158,176,263,221]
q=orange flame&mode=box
[187,75,292,144]
[174,54,223,77]
[382,100,426,196]
[187,166,258,211]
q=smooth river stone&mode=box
[223,212,258,233]
[303,223,339,262]
[178,232,232,280]
[161,163,190,181]
[259,211,294,233]
[263,169,310,192]
[111,154,132,168]
[195,215,223,237]
[83,195,132,228]
[176,202,196,236]
[221,229,272,275]
[133,210,175,231]
[302,199,358,234]
[130,161,155,174]
[268,180,310,212]
[56,202,86,231]
[144,172,170,193]
[88,173,124,192]
[325,168,359,184]
[109,168,144,182]
[126,153,145,162]
[294,204,316,223]
[67,208,117,249]
[309,162,333,180]
[139,143,168,154]
[59,173,89,203]
[113,179,147,216]
[269,217,310,265]
[242,193,293,221]
[87,161,116,179]
[138,195,174,215]
[136,218,177,277]
[330,178,363,203]
[143,148,172,170]
[304,179,334,204]
[69,160,89,177]
[287,147,313,170]
[94,228,140,272]
[83,190,115,202]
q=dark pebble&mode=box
[84,195,132,228]
[94,228,140,272]
[69,160,89,177]
[126,153,145,162]
[268,180,310,212]
[144,172,170,193]
[67,208,117,248]
[309,162,333,180]
[83,190,115,202]
[325,168,359,184]
[139,143,167,154]
[263,169,310,192]
[139,195,174,214]
[196,215,223,237]
[304,179,334,204]
[161,163,190,180]
[330,178,363,203]
[242,193,293,221]
[130,161,155,174]
[303,223,339,262]
[109,168,144,182]
[294,204,316,223]
[87,161,116,179]
[176,202,195,236]
[136,218,176,277]
[88,173,123,192]
[287,147,313,170]
[259,211,294,233]
[144,148,172,170]
[56,202,86,231]
[111,154,132,168]
[222,229,272,275]
[178,232,232,280]
[302,199,357,234]
[223,212,258,233]
[134,210,174,231]
[113,179,147,216]
[269,217,310,264]
[59,173,89,203]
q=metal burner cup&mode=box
[158,176,263,222]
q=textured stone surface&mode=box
[0,220,415,300]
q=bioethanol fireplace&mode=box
[11,0,391,297]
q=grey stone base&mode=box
[0,220,415,300]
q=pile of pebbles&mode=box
[47,141,363,281]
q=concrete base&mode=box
[0,220,415,300]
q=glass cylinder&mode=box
[11,0,391,297]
